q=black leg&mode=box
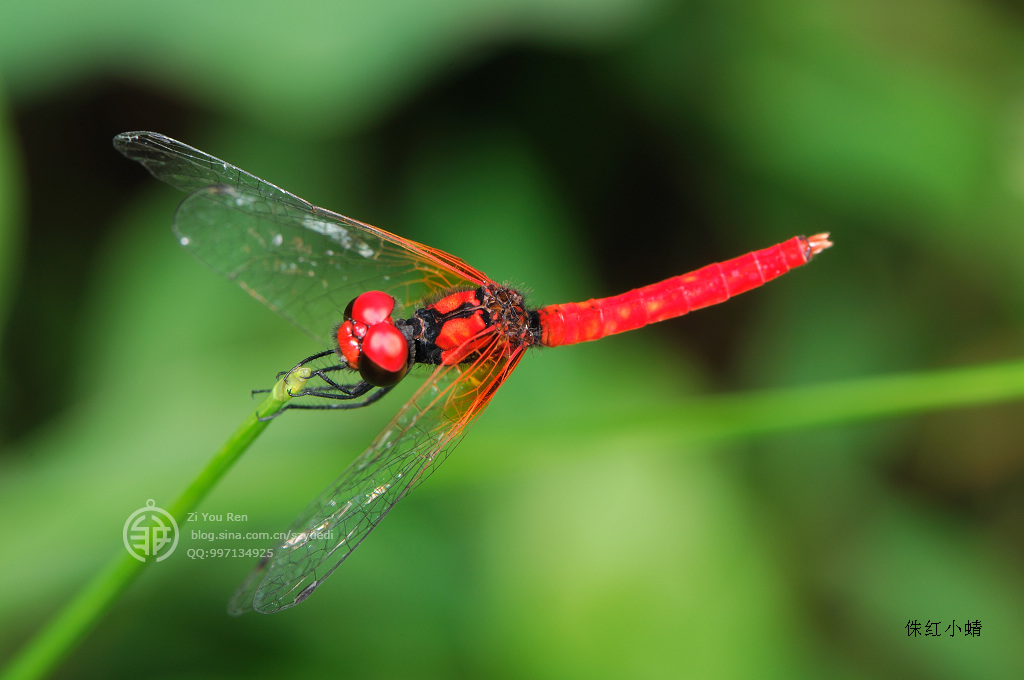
[258,384,394,420]
[282,385,394,410]
[292,380,373,400]
[273,349,338,379]
[253,349,345,396]
[254,348,395,420]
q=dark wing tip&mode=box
[113,130,164,153]
[112,131,171,172]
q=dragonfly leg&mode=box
[262,384,394,419]
[304,364,354,392]
[296,380,374,400]
[253,350,349,398]
[256,365,395,419]
[271,349,340,380]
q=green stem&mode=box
[463,357,1024,473]
[1,368,311,680]
[651,355,1024,443]
[5,356,1024,677]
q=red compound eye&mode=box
[335,320,365,369]
[359,323,409,387]
[345,291,395,326]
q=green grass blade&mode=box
[4,356,1024,678]
[660,356,1024,443]
[0,369,310,680]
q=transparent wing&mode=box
[113,132,522,613]
[229,336,525,614]
[114,131,491,343]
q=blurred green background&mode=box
[1,0,1022,678]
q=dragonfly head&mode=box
[335,291,410,387]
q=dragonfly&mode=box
[114,131,832,614]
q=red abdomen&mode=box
[537,234,831,347]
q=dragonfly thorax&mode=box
[409,284,540,365]
[336,286,541,387]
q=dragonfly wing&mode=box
[114,132,520,613]
[229,342,525,614]
[114,131,490,341]
[170,185,442,343]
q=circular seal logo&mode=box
[123,499,179,562]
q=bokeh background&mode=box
[2,0,1023,678]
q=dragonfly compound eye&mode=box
[335,320,366,369]
[359,322,410,387]
[345,291,396,326]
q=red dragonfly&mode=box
[114,131,831,614]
